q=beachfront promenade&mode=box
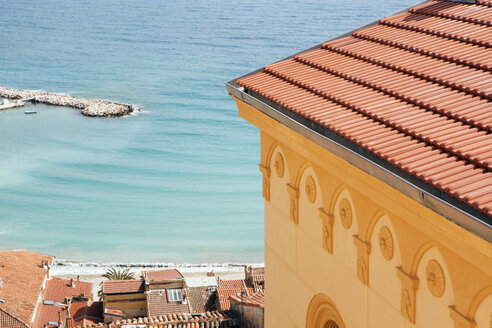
[0,87,138,117]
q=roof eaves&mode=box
[226,84,492,241]
[225,0,491,241]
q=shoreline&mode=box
[51,258,264,275]
[0,87,139,117]
[51,259,264,297]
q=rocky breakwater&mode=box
[0,87,139,117]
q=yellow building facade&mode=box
[231,98,492,328]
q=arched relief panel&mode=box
[306,293,346,328]
[331,187,359,276]
[474,291,492,328]
[263,144,290,217]
[298,165,324,242]
[368,214,402,308]
[414,247,454,328]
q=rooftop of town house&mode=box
[146,289,191,317]
[216,280,254,311]
[186,286,216,313]
[70,301,103,327]
[0,250,53,326]
[142,269,184,283]
[33,278,93,328]
[226,0,492,238]
[247,267,264,276]
[230,290,265,309]
[75,310,233,328]
[101,279,145,295]
[0,308,29,328]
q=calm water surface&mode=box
[0,0,417,262]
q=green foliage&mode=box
[98,268,136,300]
[102,268,136,280]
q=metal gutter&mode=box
[226,82,492,242]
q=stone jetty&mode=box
[0,87,139,117]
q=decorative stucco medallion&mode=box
[339,198,352,229]
[426,260,445,298]
[305,176,316,203]
[274,152,284,178]
[378,226,394,261]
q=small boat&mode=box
[24,110,37,114]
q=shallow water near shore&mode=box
[0,0,417,262]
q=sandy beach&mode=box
[51,259,263,298]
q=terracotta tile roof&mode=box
[235,0,492,220]
[101,280,144,295]
[216,280,254,311]
[230,290,265,309]
[0,250,53,326]
[77,310,233,328]
[187,287,215,313]
[146,290,191,317]
[33,278,92,328]
[0,308,29,328]
[142,269,183,283]
[71,301,103,327]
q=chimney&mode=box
[69,279,75,288]
[47,267,51,279]
[77,275,80,282]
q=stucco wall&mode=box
[235,98,492,328]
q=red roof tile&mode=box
[142,269,183,283]
[216,280,254,311]
[230,291,265,309]
[0,250,53,326]
[0,308,29,328]
[235,0,492,219]
[71,301,103,327]
[102,280,144,295]
[146,290,190,317]
[33,278,92,328]
[75,310,232,328]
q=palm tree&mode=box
[102,268,135,280]
[98,268,136,300]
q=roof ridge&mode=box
[262,64,492,171]
[293,49,492,133]
[409,0,492,26]
[321,38,492,99]
[352,25,491,71]
[379,14,492,47]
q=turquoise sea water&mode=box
[0,0,417,263]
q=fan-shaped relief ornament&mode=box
[339,198,353,229]
[305,176,316,203]
[378,226,394,261]
[274,152,284,178]
[426,260,446,298]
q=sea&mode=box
[0,0,417,264]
